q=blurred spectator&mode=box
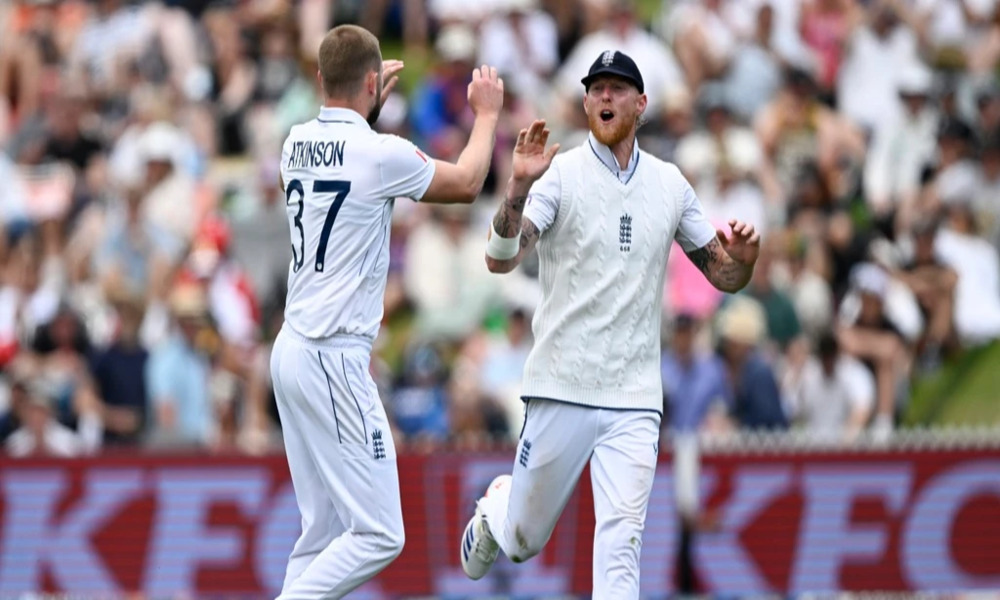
[477,0,559,114]
[29,303,99,436]
[136,121,202,250]
[785,232,835,339]
[836,263,914,438]
[667,0,753,93]
[722,1,784,124]
[5,377,97,457]
[480,308,533,436]
[662,313,728,435]
[911,0,997,69]
[892,218,958,366]
[863,60,939,224]
[800,0,859,97]
[403,205,500,342]
[743,239,802,353]
[411,25,477,161]
[179,215,260,349]
[89,293,148,446]
[782,331,876,442]
[755,66,867,204]
[924,118,981,222]
[974,137,1000,252]
[837,0,920,133]
[554,0,685,129]
[660,312,728,596]
[145,283,216,448]
[715,296,788,430]
[230,162,294,309]
[390,343,450,444]
[202,5,258,156]
[675,86,769,233]
[91,191,178,304]
[934,200,1000,345]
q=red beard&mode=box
[588,110,634,147]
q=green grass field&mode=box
[904,341,1000,427]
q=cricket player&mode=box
[271,25,504,599]
[460,50,761,597]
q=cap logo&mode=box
[601,50,616,66]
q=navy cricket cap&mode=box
[581,50,644,94]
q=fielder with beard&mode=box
[272,25,504,599]
[460,51,761,597]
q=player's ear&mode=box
[637,92,647,116]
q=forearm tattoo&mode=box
[492,194,528,238]
[520,219,539,250]
[685,238,753,292]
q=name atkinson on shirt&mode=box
[287,139,346,169]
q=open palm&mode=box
[718,219,761,265]
[512,119,560,183]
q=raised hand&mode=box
[717,219,761,266]
[511,119,560,184]
[380,59,404,107]
[467,64,504,119]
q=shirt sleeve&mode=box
[674,176,718,253]
[378,134,437,201]
[522,165,561,234]
[279,132,294,192]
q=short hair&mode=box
[318,25,382,99]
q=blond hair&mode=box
[318,25,382,99]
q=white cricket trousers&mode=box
[482,398,661,599]
[269,326,404,600]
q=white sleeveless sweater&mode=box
[521,144,689,412]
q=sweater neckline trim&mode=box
[586,138,640,186]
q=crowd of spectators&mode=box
[1,0,1000,457]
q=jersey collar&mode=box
[587,131,639,184]
[317,106,371,129]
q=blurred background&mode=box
[1,0,1000,597]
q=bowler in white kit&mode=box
[271,25,504,599]
[460,51,761,597]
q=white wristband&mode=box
[486,222,521,260]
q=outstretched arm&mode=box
[421,65,504,204]
[685,220,760,293]
[485,119,559,273]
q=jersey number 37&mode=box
[285,178,352,273]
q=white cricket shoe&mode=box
[460,474,510,580]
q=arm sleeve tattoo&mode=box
[685,238,753,293]
[492,194,528,238]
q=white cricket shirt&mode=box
[279,107,436,342]
[520,134,716,412]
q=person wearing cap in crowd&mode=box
[135,120,200,250]
[459,50,760,597]
[863,59,939,227]
[714,294,786,431]
[145,282,216,448]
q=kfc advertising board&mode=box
[0,448,998,597]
